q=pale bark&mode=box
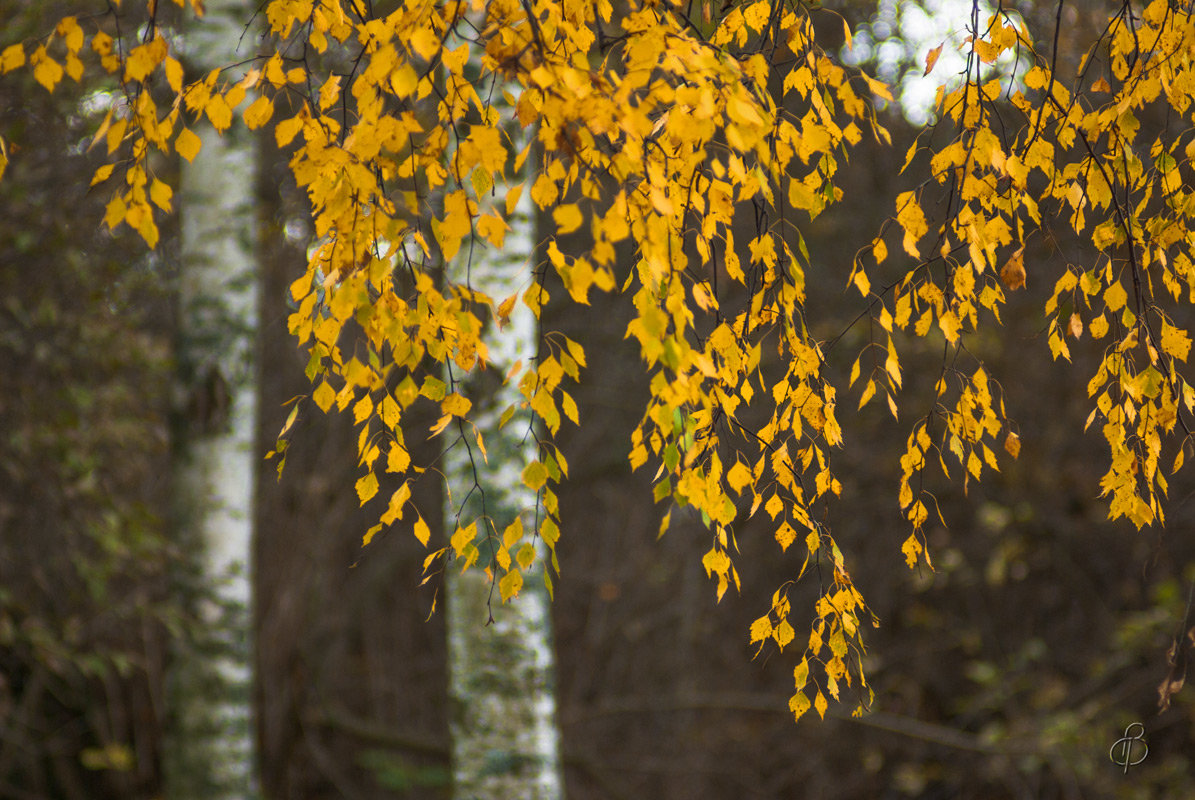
[165,1,260,797]
[444,114,565,798]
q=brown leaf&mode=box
[923,44,943,77]
[1068,312,1083,339]
[1157,626,1194,712]
[1000,247,1026,290]
[1003,431,1021,459]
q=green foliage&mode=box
[0,6,178,790]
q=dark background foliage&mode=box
[0,3,174,796]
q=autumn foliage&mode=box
[4,0,1195,722]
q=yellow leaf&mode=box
[318,74,340,110]
[530,173,558,209]
[967,451,982,479]
[814,691,828,720]
[553,203,583,234]
[104,117,127,156]
[90,164,115,187]
[387,443,410,473]
[65,53,83,82]
[1,43,25,74]
[503,517,524,549]
[352,394,373,424]
[165,56,184,92]
[355,473,379,504]
[504,181,525,216]
[873,237,888,265]
[150,179,173,212]
[103,194,126,230]
[206,93,232,131]
[390,61,417,95]
[1023,65,1049,90]
[764,493,783,520]
[379,395,399,428]
[409,27,441,60]
[275,116,303,147]
[858,380,876,410]
[830,628,848,659]
[313,381,335,412]
[496,293,517,327]
[91,31,113,56]
[32,48,63,92]
[451,522,477,557]
[702,546,730,578]
[789,691,811,721]
[420,376,447,402]
[793,658,809,689]
[522,461,549,491]
[749,616,773,643]
[133,205,159,247]
[428,414,452,438]
[477,214,507,248]
[938,310,961,342]
[1161,321,1192,362]
[863,73,894,102]
[561,391,579,425]
[727,460,752,494]
[774,620,795,650]
[852,267,870,297]
[124,37,167,83]
[901,533,922,568]
[1104,281,1127,312]
[775,521,797,551]
[243,95,274,130]
[516,543,536,569]
[895,191,927,257]
[379,483,411,525]
[885,336,902,388]
[176,127,201,161]
[441,393,472,417]
[499,569,523,601]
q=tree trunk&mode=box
[164,1,260,797]
[444,114,565,798]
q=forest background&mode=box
[1,0,1194,798]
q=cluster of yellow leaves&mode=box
[1,16,87,185]
[16,0,1195,725]
[262,0,880,720]
[847,14,1027,557]
[290,0,880,721]
[600,3,880,720]
[1,2,212,245]
[852,1,1195,548]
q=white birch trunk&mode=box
[165,1,259,797]
[444,74,565,799]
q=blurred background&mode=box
[1,0,1192,798]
